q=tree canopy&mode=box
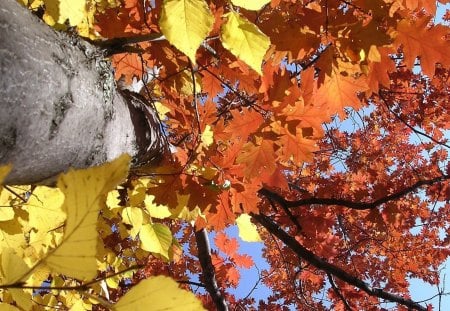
[0,0,449,310]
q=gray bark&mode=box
[0,0,166,184]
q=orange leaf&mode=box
[224,108,264,141]
[394,17,450,76]
[232,254,254,269]
[215,232,239,257]
[236,138,277,179]
[314,66,369,119]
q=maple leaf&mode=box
[215,232,239,257]
[224,108,264,141]
[232,253,254,269]
[394,17,450,76]
[207,192,236,230]
[314,64,369,119]
[236,138,277,179]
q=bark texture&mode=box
[0,0,166,184]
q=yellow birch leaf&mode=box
[43,0,85,26]
[154,102,171,119]
[9,289,32,311]
[27,187,65,227]
[44,154,130,281]
[140,223,172,260]
[121,207,143,238]
[106,190,121,209]
[0,165,11,185]
[0,207,14,222]
[220,12,270,75]
[159,0,214,62]
[201,125,214,147]
[69,300,88,311]
[231,0,270,11]
[113,276,205,311]
[236,214,262,242]
[0,304,21,311]
[1,248,30,284]
[144,195,172,219]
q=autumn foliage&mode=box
[1,0,450,310]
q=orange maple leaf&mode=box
[236,138,277,179]
[314,66,369,119]
[224,108,264,141]
[215,232,239,257]
[394,17,450,76]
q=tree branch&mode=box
[251,212,427,311]
[195,228,228,311]
[259,175,449,210]
[327,273,353,311]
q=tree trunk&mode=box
[0,0,167,184]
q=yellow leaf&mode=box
[140,223,172,260]
[9,289,32,311]
[0,207,14,222]
[144,195,172,219]
[43,0,85,26]
[231,0,270,11]
[121,207,143,238]
[27,187,65,229]
[106,190,121,209]
[179,71,202,96]
[44,154,130,280]
[201,125,214,147]
[0,304,21,311]
[0,248,30,284]
[368,45,381,62]
[236,214,262,242]
[159,0,214,62]
[154,102,171,119]
[220,12,270,75]
[113,276,205,311]
[0,165,11,185]
[18,0,44,10]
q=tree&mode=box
[0,0,449,310]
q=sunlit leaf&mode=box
[121,207,143,238]
[159,0,214,62]
[231,0,270,11]
[114,276,204,310]
[236,214,262,242]
[0,248,30,284]
[144,195,172,219]
[44,154,130,280]
[201,125,214,147]
[0,304,21,311]
[220,12,270,75]
[140,223,173,260]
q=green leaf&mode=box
[140,223,173,260]
[43,154,130,280]
[113,276,205,311]
[220,12,270,75]
[231,0,270,11]
[159,0,214,62]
